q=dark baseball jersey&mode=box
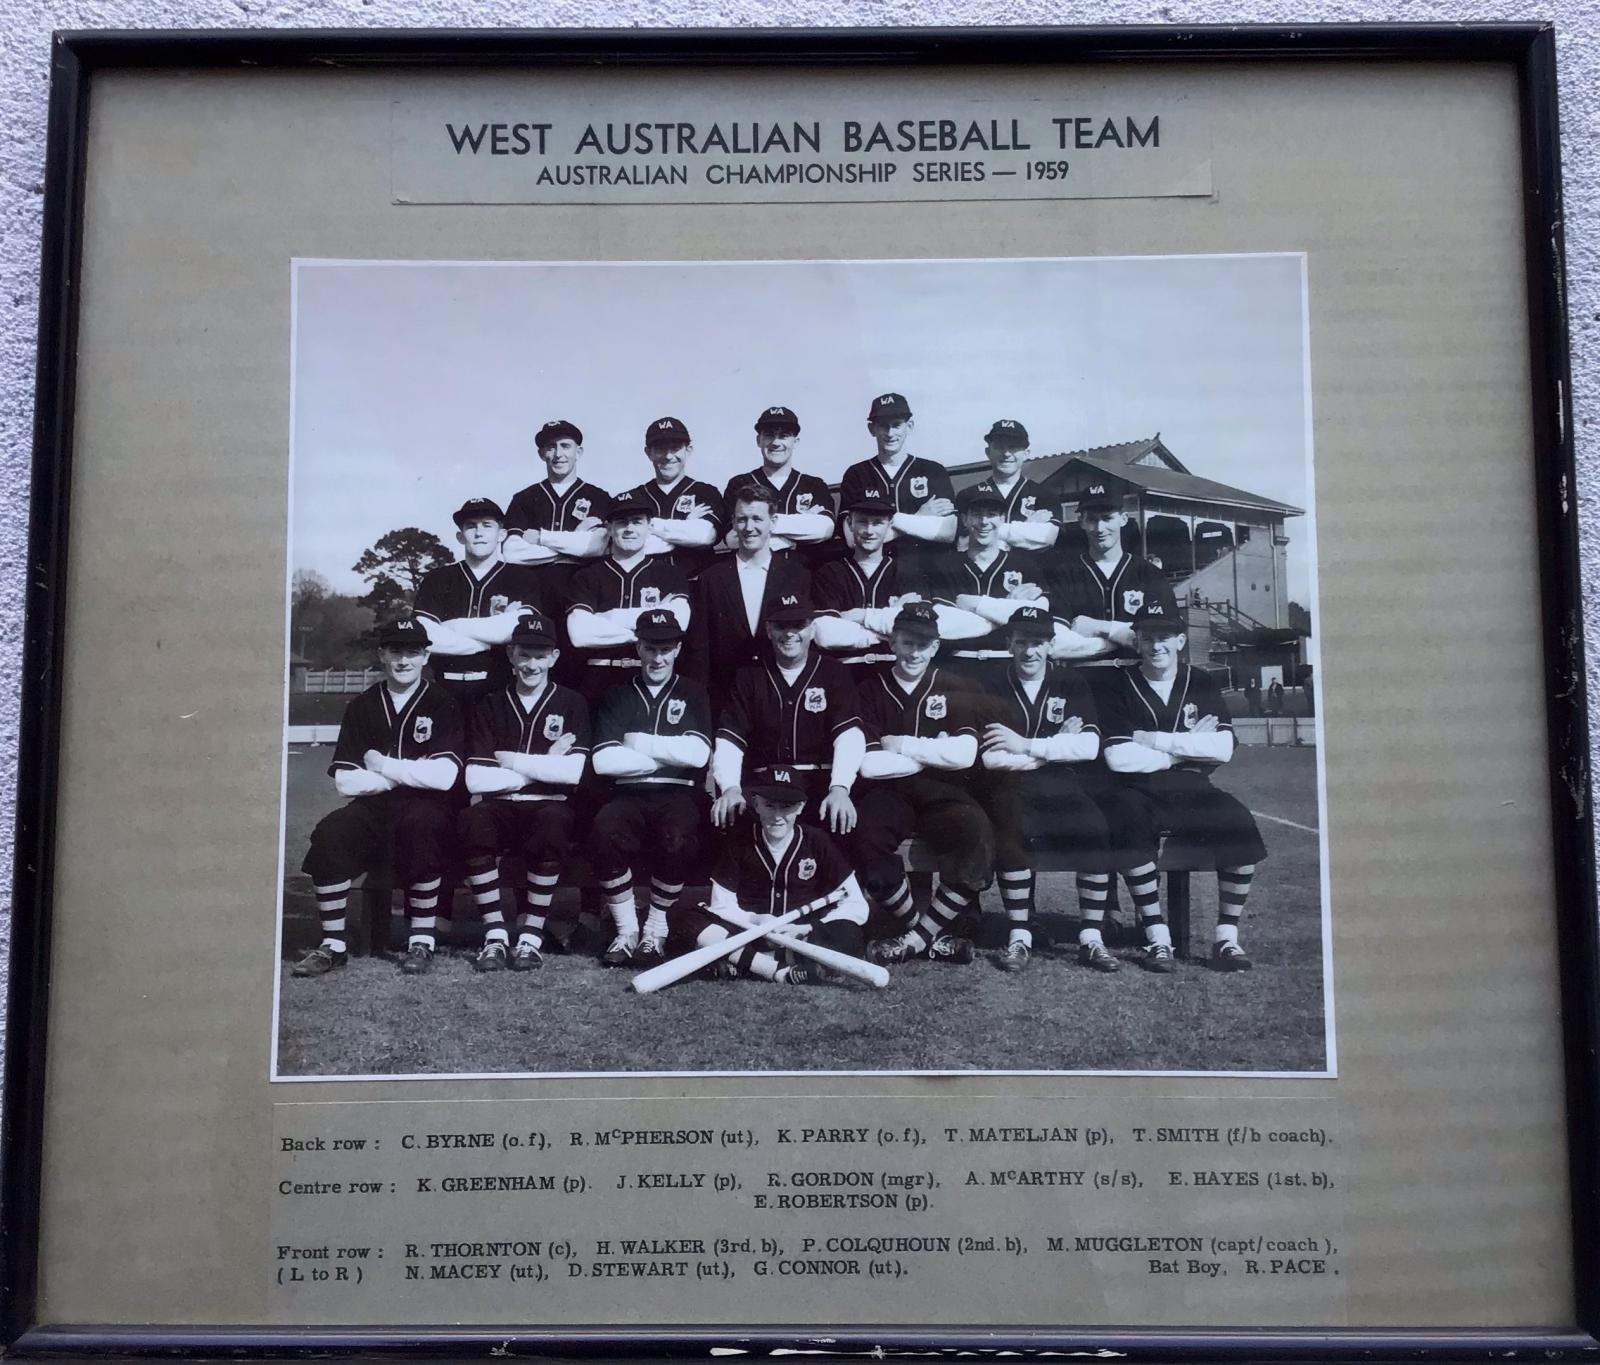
[911,548,1055,662]
[836,455,955,539]
[856,664,983,752]
[723,466,837,561]
[710,822,856,920]
[812,555,904,669]
[565,555,691,672]
[465,682,591,801]
[413,560,552,693]
[681,553,811,700]
[329,678,464,788]
[623,475,727,580]
[1099,664,1232,774]
[504,478,612,544]
[592,674,713,789]
[716,654,862,772]
[965,475,1059,526]
[991,665,1101,745]
[1054,552,1178,631]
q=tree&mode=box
[352,527,453,623]
[290,568,376,669]
[1288,600,1312,636]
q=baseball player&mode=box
[1099,601,1267,972]
[564,493,692,702]
[675,765,871,985]
[412,498,551,706]
[836,393,957,578]
[501,419,613,569]
[1054,482,1179,667]
[962,419,1061,552]
[588,608,714,967]
[852,602,994,965]
[619,416,727,581]
[459,611,590,973]
[710,592,865,836]
[720,406,837,565]
[682,482,811,709]
[812,490,988,677]
[976,606,1118,973]
[291,618,463,978]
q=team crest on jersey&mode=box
[640,587,661,607]
[666,698,687,724]
[924,693,948,721]
[909,476,929,499]
[543,714,564,741]
[490,594,509,614]
[573,497,591,519]
[674,493,697,515]
[1046,697,1066,724]
[1002,570,1023,593]
[795,493,813,511]
[413,715,433,743]
[1181,702,1199,730]
[797,857,816,881]
[1020,495,1037,514]
[1122,589,1145,614]
[803,687,827,713]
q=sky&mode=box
[290,254,1314,600]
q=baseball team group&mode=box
[287,392,1268,989]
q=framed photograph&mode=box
[6,22,1596,1359]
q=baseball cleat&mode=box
[701,959,741,981]
[1077,940,1121,973]
[400,943,434,976]
[1139,942,1177,974]
[290,945,347,977]
[510,943,544,972]
[473,941,508,973]
[602,933,638,967]
[867,933,920,965]
[928,933,976,965]
[997,940,1031,973]
[1211,941,1253,972]
[780,965,819,985]
[635,933,667,965]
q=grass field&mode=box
[275,744,1329,1078]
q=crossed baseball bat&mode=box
[631,889,890,993]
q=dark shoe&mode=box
[510,943,544,972]
[1211,941,1253,972]
[1077,940,1121,973]
[997,941,1031,973]
[291,945,347,977]
[602,933,637,967]
[1139,942,1177,974]
[868,933,919,965]
[400,943,434,975]
[635,933,667,965]
[702,959,740,981]
[781,965,819,985]
[928,933,976,965]
[473,941,508,973]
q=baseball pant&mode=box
[302,791,455,887]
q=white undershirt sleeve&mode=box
[335,768,396,797]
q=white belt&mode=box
[442,670,489,681]
[587,658,640,668]
[846,653,895,664]
[953,650,1012,660]
[790,763,826,772]
[499,793,568,803]
[618,777,694,788]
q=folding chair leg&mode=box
[1167,871,1192,960]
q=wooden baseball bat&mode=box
[631,904,809,995]
[702,903,889,989]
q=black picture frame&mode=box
[4,23,1594,1361]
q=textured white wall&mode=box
[0,0,1595,1015]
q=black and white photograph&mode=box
[272,253,1330,1079]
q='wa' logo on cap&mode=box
[1046,697,1066,724]
[666,698,687,724]
[413,715,433,743]
[1003,570,1023,593]
[1181,702,1199,730]
[655,419,675,432]
[925,693,948,721]
[804,687,826,713]
[640,587,661,607]
[543,714,565,741]
[1123,589,1145,614]
[1089,483,1107,496]
[797,857,816,881]
[774,768,792,783]
[909,476,929,499]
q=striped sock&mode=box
[910,881,977,950]
[406,877,441,950]
[313,880,350,954]
[1076,872,1110,945]
[878,876,915,930]
[998,868,1033,948]
[1124,863,1169,946]
[645,878,683,939]
[601,871,636,939]
[519,863,560,949]
[465,857,507,945]
[1216,865,1256,945]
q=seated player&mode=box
[852,602,995,965]
[836,392,957,579]
[976,606,1117,973]
[292,618,463,978]
[710,593,865,836]
[413,497,550,707]
[619,416,727,580]
[459,611,589,973]
[564,492,691,702]
[589,609,714,967]
[676,765,871,985]
[962,419,1061,552]
[1099,601,1268,972]
[720,406,837,565]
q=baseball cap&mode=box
[755,405,801,434]
[891,601,940,641]
[645,416,691,447]
[767,593,814,626]
[867,392,912,422]
[635,608,685,644]
[535,419,583,449]
[606,492,653,522]
[452,497,506,527]
[744,764,807,805]
[985,419,1030,449]
[508,611,557,649]
[843,490,895,518]
[956,484,1007,515]
[1077,481,1124,513]
[1007,605,1055,640]
[378,617,430,649]
[1131,602,1184,635]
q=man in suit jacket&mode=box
[683,481,811,712]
